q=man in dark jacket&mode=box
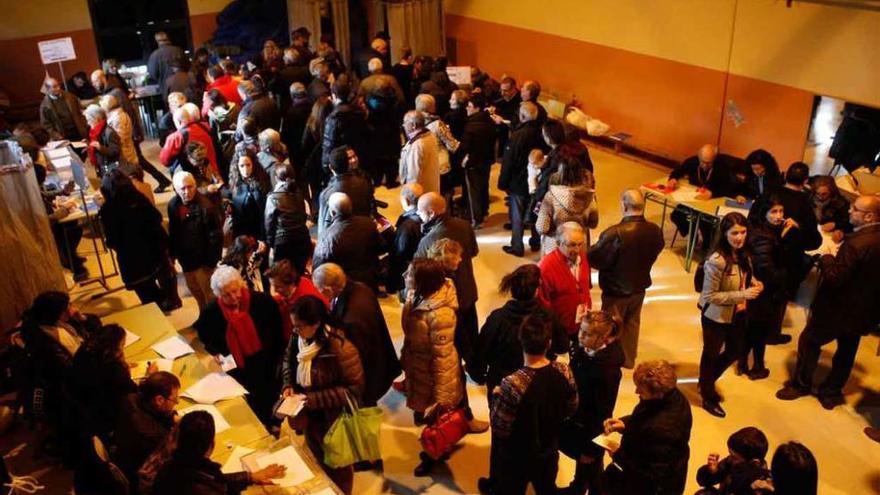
[777,195,880,409]
[275,48,312,112]
[322,77,369,173]
[317,146,376,235]
[517,80,548,126]
[281,82,312,176]
[491,76,522,160]
[39,77,88,141]
[313,263,401,407]
[588,189,665,369]
[147,32,184,102]
[499,102,548,256]
[114,372,180,483]
[237,80,281,135]
[361,73,405,187]
[168,172,223,311]
[313,193,384,292]
[750,162,822,316]
[264,164,311,274]
[387,183,423,295]
[459,93,497,227]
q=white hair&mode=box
[312,262,346,290]
[414,94,436,114]
[258,128,281,151]
[557,221,585,243]
[172,170,195,187]
[173,102,200,128]
[83,104,106,123]
[328,192,352,216]
[367,57,383,74]
[520,101,538,122]
[210,265,245,297]
[403,110,426,129]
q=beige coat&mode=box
[399,130,441,194]
[107,107,139,165]
[401,279,463,412]
[699,253,750,323]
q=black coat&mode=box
[93,124,123,174]
[321,102,369,168]
[100,194,168,285]
[332,281,401,405]
[416,214,479,307]
[812,194,851,232]
[230,178,269,240]
[168,193,224,272]
[810,224,880,336]
[469,299,569,392]
[493,94,522,123]
[387,209,422,293]
[153,454,250,495]
[613,388,692,494]
[194,290,284,423]
[444,107,468,140]
[282,96,312,170]
[264,180,309,248]
[71,350,136,437]
[317,172,375,234]
[668,154,740,198]
[239,94,280,133]
[313,215,385,292]
[459,110,497,169]
[588,216,665,297]
[747,222,788,322]
[499,120,547,196]
[114,393,176,478]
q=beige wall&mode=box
[447,0,880,107]
[0,0,92,40]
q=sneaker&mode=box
[467,418,490,433]
[776,384,810,401]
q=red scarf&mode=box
[88,120,106,167]
[218,288,263,367]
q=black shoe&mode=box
[154,183,170,194]
[702,401,726,418]
[747,368,770,380]
[159,299,183,313]
[414,452,436,477]
[735,364,748,376]
[529,240,541,252]
[353,460,374,472]
[818,393,844,410]
[776,384,810,401]
[477,477,495,494]
[766,334,792,345]
[502,245,524,257]
[73,270,90,282]
[503,222,512,230]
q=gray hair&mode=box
[556,221,585,243]
[83,104,106,122]
[172,170,195,188]
[621,189,645,212]
[173,103,200,128]
[520,101,538,122]
[403,110,426,130]
[367,58,383,74]
[633,360,677,398]
[258,128,281,151]
[290,82,307,97]
[167,91,187,107]
[414,94,436,114]
[328,192,352,216]
[210,265,245,296]
[312,262,346,290]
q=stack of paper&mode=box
[130,358,173,379]
[221,446,255,474]
[255,446,314,488]
[177,404,231,433]
[151,335,195,359]
[124,329,141,348]
[592,431,623,453]
[182,372,248,404]
[274,395,305,419]
[219,354,237,372]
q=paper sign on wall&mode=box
[446,66,472,87]
[38,37,77,64]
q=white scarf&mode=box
[296,336,322,388]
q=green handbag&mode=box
[322,392,383,468]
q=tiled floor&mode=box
[6,141,879,494]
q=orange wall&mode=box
[446,14,813,165]
[191,12,220,49]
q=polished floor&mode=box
[15,141,880,494]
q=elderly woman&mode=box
[559,310,625,495]
[99,94,139,167]
[602,360,693,494]
[83,104,123,176]
[194,266,284,424]
[159,102,219,177]
[400,258,464,476]
[100,169,179,309]
[536,153,598,254]
[281,295,364,494]
[810,175,851,240]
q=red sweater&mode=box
[207,75,243,106]
[159,122,218,175]
[538,248,592,335]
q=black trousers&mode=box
[741,301,786,371]
[508,193,528,253]
[793,320,862,396]
[699,313,745,402]
[135,141,172,188]
[493,449,559,495]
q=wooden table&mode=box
[103,303,338,493]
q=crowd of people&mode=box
[9,25,880,495]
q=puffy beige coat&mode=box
[536,183,598,254]
[401,279,463,412]
[107,107,139,165]
[399,130,441,194]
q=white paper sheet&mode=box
[274,395,305,418]
[669,189,699,203]
[181,372,248,404]
[592,431,622,453]
[124,329,141,348]
[151,335,195,359]
[716,205,749,218]
[177,404,231,433]
[255,446,314,488]
[221,446,256,474]
[219,354,237,372]
[131,358,173,379]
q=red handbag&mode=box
[419,407,470,460]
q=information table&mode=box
[103,303,340,494]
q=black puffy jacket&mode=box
[459,110,496,169]
[321,102,368,168]
[264,180,309,248]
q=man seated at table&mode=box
[114,371,180,484]
[666,144,738,248]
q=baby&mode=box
[527,148,546,195]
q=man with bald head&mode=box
[539,222,592,335]
[588,189,665,368]
[388,183,425,296]
[778,194,880,409]
[667,144,739,244]
[40,77,88,141]
[313,192,385,291]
